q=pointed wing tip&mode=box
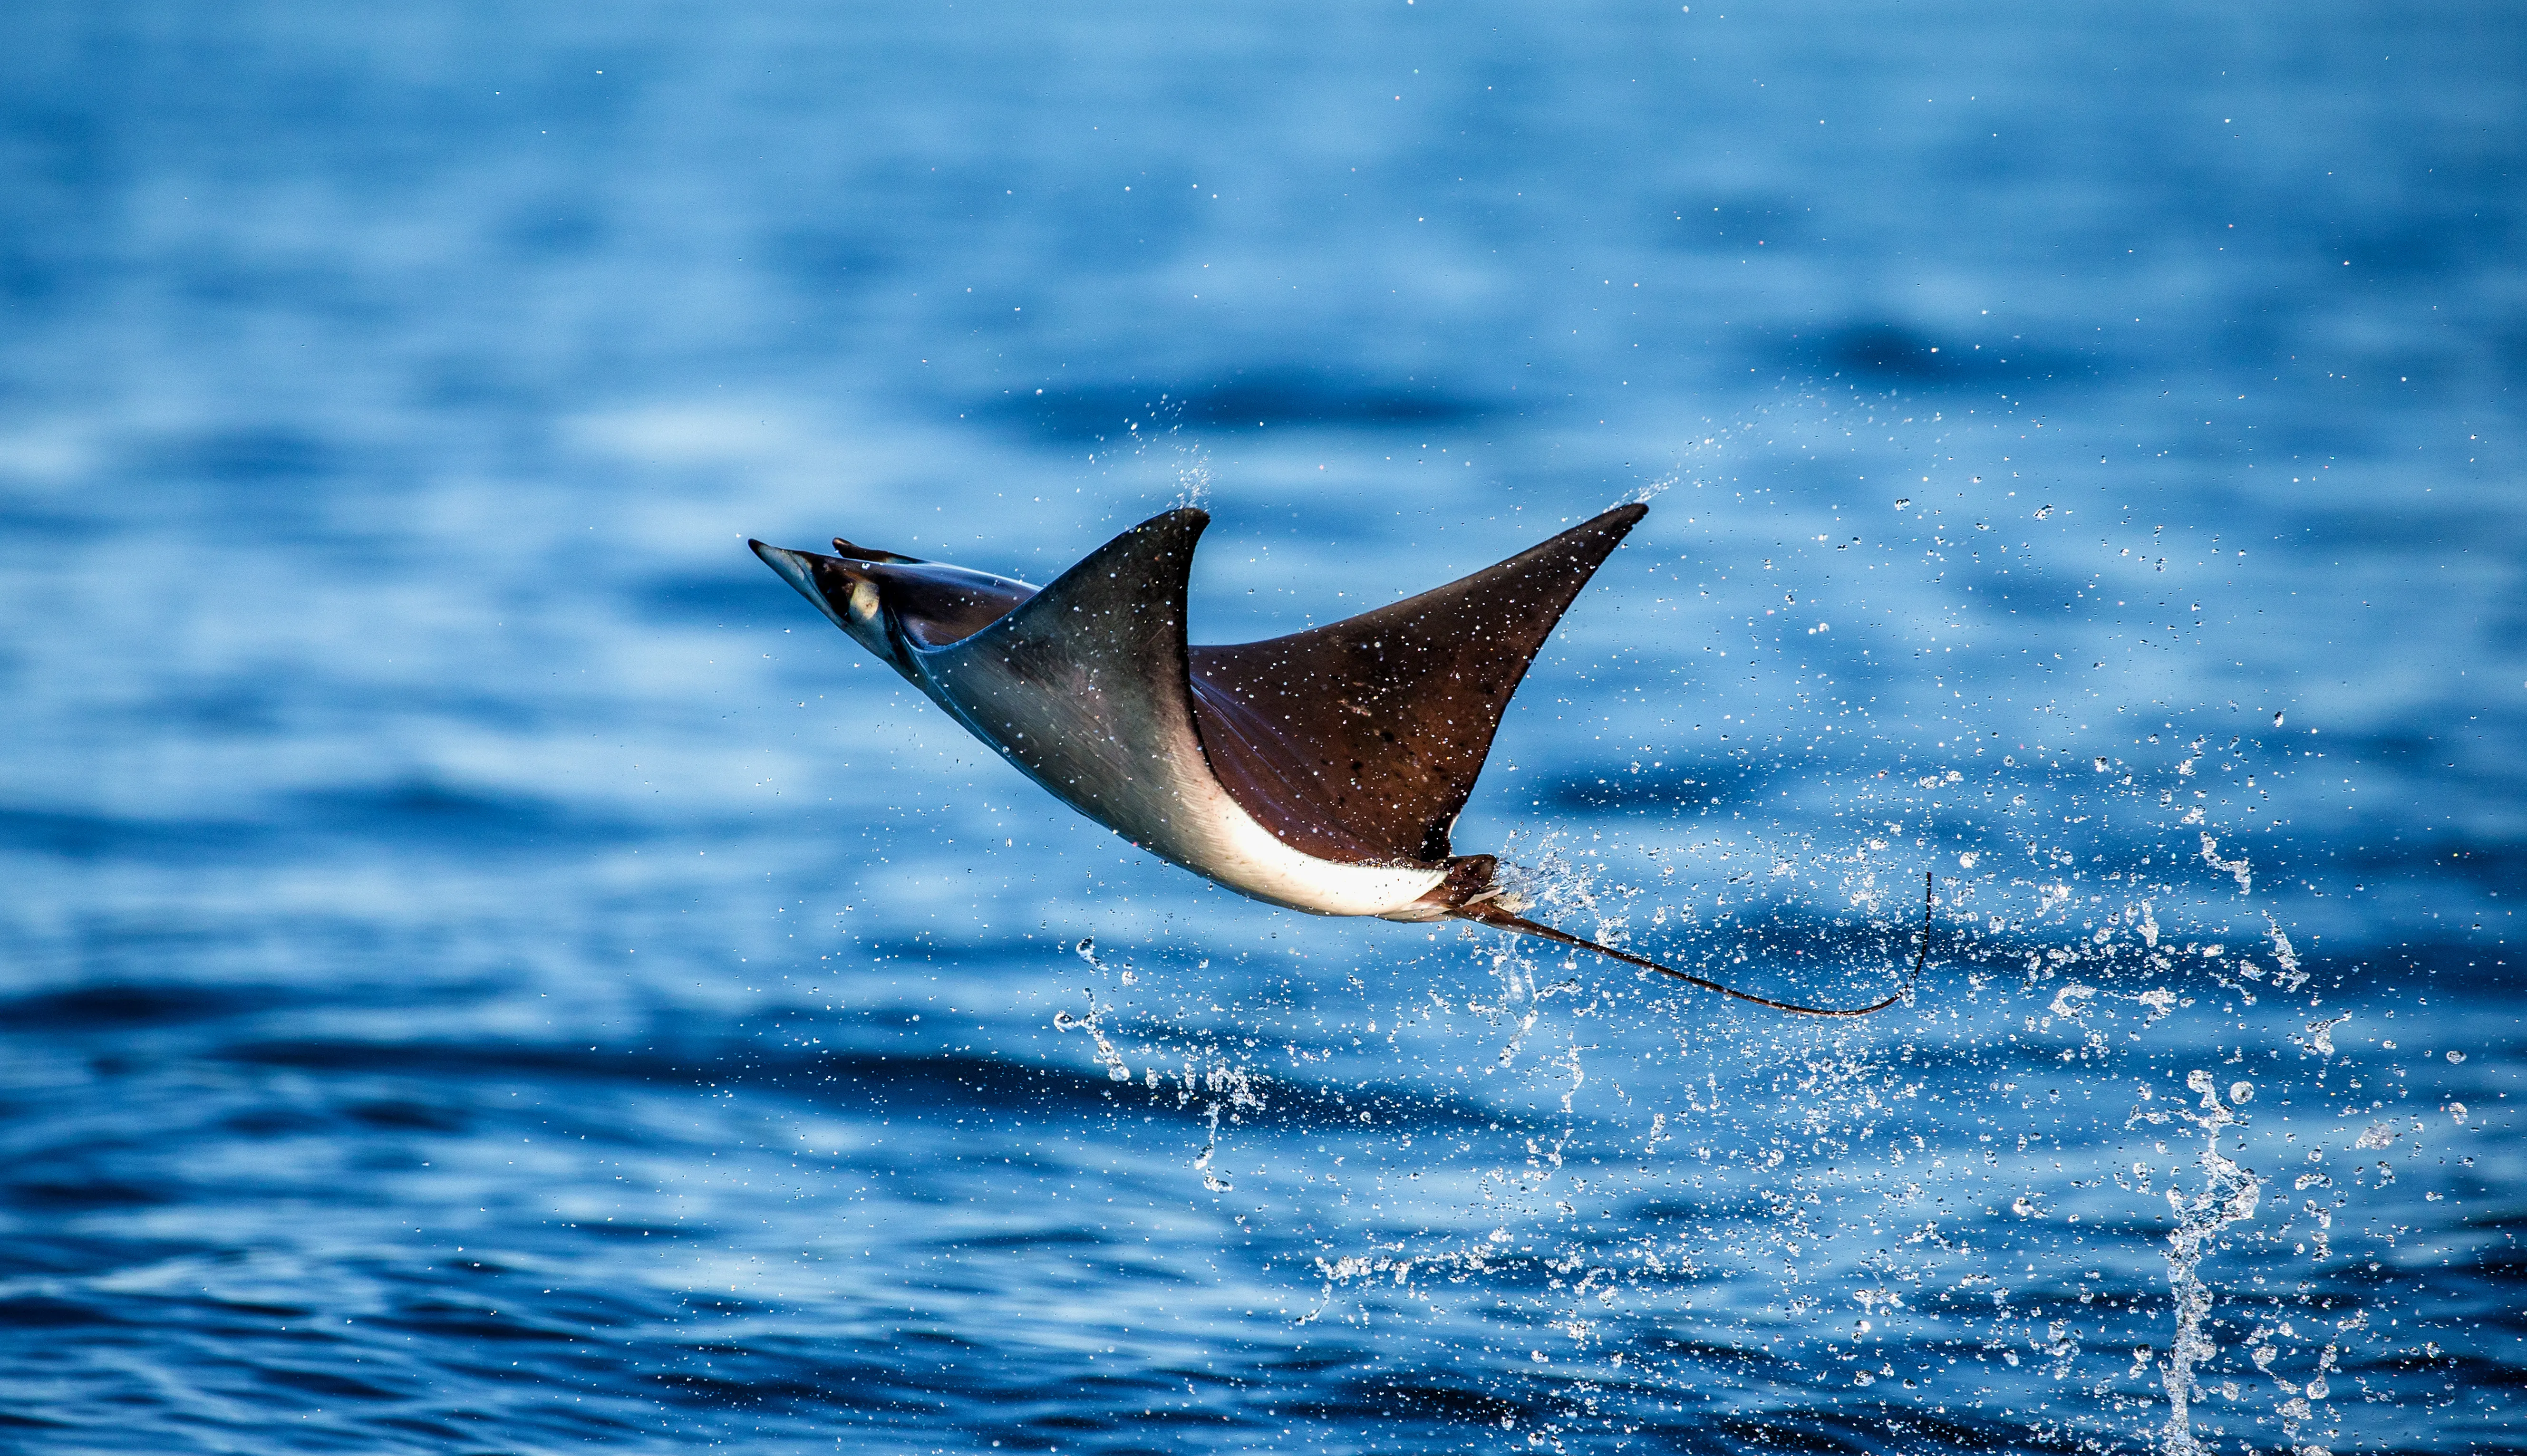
[1125,506,1212,553]
[1557,501,1648,555]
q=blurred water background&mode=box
[2,1,2521,1451]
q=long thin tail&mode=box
[1451,870,1934,1018]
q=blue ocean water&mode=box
[1,0,2519,1450]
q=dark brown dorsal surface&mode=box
[1187,503,1646,865]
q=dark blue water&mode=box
[4,1,2520,1450]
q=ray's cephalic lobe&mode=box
[749,504,1927,1016]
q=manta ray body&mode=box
[752,504,1921,1015]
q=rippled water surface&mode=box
[3,1,2521,1451]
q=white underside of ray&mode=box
[910,640,1447,920]
[1135,771,1450,919]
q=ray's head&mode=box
[748,533,1037,677]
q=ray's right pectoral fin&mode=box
[908,508,1212,829]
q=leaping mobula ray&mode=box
[751,503,1925,1015]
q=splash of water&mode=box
[2154,1070,2263,1455]
[1055,938,1133,1081]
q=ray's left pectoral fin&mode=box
[1189,502,1648,865]
[910,509,1211,829]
